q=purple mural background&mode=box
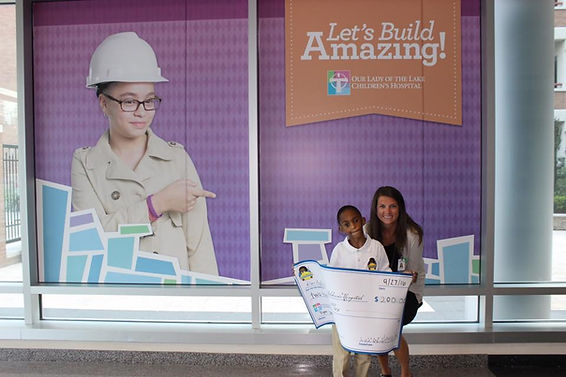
[258,0,481,282]
[31,0,482,284]
[32,0,250,281]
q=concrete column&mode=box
[494,0,554,318]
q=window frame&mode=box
[0,0,564,349]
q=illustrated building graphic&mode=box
[36,180,245,285]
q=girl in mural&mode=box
[366,186,425,377]
[71,32,218,275]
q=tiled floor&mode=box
[2,360,566,376]
[0,361,498,377]
[490,368,566,377]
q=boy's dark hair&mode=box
[337,205,362,224]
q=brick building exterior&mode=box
[0,5,20,268]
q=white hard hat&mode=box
[86,32,168,87]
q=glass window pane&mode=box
[262,297,311,324]
[42,295,251,322]
[553,230,566,281]
[262,295,479,324]
[0,4,21,283]
[258,1,483,287]
[32,0,250,286]
[495,228,566,283]
[0,293,23,319]
[494,295,566,322]
[0,260,21,283]
[413,296,479,323]
[555,0,566,284]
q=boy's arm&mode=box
[329,243,340,267]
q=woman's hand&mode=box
[151,179,216,215]
[405,269,418,283]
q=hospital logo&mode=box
[313,303,322,312]
[327,70,351,96]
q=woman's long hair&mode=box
[367,186,423,249]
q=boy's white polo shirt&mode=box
[329,236,391,271]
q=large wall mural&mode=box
[259,0,481,284]
[32,0,250,283]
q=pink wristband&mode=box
[146,194,161,221]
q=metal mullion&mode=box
[258,287,300,297]
[248,0,261,329]
[30,284,253,296]
[493,284,566,295]
[481,0,496,332]
[18,0,40,325]
[423,285,487,296]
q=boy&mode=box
[330,205,390,377]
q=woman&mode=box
[71,32,218,275]
[366,186,425,377]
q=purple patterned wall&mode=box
[258,0,481,282]
[32,0,250,280]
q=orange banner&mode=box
[285,0,461,127]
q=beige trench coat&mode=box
[71,129,218,275]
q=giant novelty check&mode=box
[294,260,412,354]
